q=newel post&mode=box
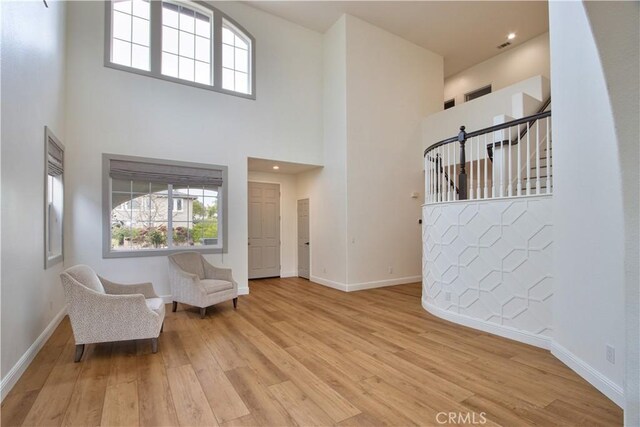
[458,126,467,200]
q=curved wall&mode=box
[422,195,554,348]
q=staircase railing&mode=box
[424,110,552,203]
[487,97,551,162]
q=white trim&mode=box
[310,275,348,292]
[308,275,421,293]
[422,297,551,349]
[551,342,624,408]
[347,275,421,292]
[1,306,68,401]
[423,193,552,207]
[237,286,249,295]
[281,271,297,278]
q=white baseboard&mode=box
[1,306,68,402]
[422,297,551,349]
[280,271,297,278]
[347,275,422,292]
[238,287,249,295]
[309,276,348,292]
[309,275,421,293]
[551,342,624,408]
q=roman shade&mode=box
[109,159,224,186]
[47,136,64,176]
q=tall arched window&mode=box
[221,20,252,95]
[105,0,255,99]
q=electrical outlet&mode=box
[388,266,393,274]
[606,345,615,364]
[445,292,451,302]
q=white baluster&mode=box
[484,133,488,200]
[445,144,451,201]
[469,136,474,200]
[526,122,531,195]
[432,153,436,203]
[499,130,504,198]
[428,154,431,203]
[453,142,457,200]
[536,120,540,194]
[476,136,481,200]
[508,126,513,197]
[438,150,446,202]
[431,153,435,202]
[492,135,496,198]
[517,124,522,196]
[546,117,551,194]
[436,151,439,201]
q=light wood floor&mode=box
[2,278,622,426]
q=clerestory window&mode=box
[106,0,255,98]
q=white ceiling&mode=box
[248,157,323,174]
[244,1,549,77]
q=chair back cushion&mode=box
[63,265,105,294]
[169,252,205,279]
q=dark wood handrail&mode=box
[424,110,551,157]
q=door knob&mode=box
[305,242,309,245]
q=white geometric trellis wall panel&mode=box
[422,195,553,339]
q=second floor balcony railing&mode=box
[424,110,552,203]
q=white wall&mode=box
[297,15,443,291]
[248,171,299,277]
[445,32,550,107]
[581,3,640,421]
[344,15,442,287]
[0,0,67,390]
[64,1,324,296]
[549,1,626,406]
[296,16,348,287]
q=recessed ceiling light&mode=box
[507,33,516,40]
[272,165,280,170]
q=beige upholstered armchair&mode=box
[60,265,165,362]
[167,252,238,318]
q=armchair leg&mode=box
[233,297,238,309]
[74,344,85,363]
[160,322,164,333]
[200,307,206,318]
[151,338,158,353]
[172,301,178,312]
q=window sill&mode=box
[104,61,256,100]
[103,245,225,259]
[45,254,64,269]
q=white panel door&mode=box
[297,199,310,279]
[248,182,280,279]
